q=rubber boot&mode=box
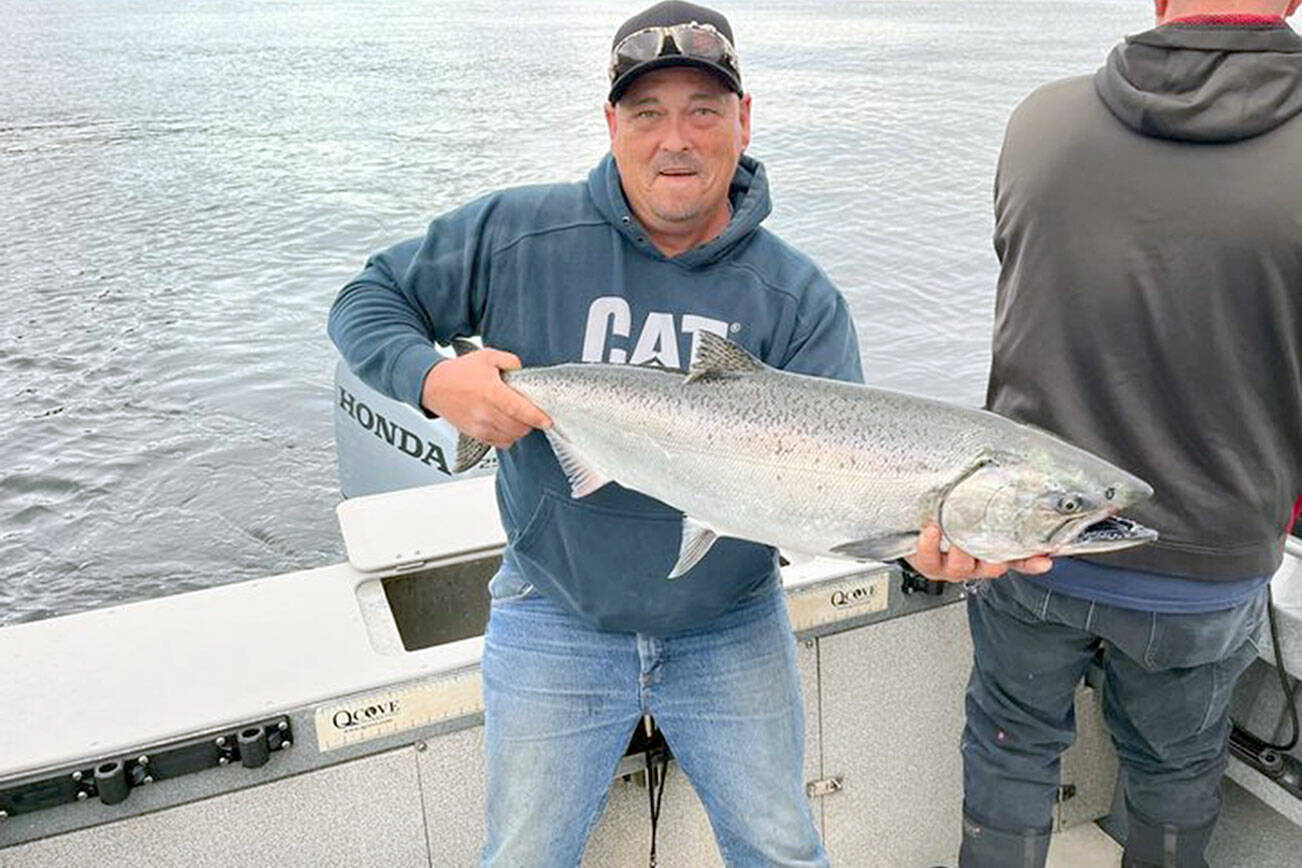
[958,813,1052,868]
[1121,811,1216,868]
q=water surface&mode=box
[0,0,1146,624]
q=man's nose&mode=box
[659,115,692,152]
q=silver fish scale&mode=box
[506,363,1034,555]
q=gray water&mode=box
[1,0,1146,626]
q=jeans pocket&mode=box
[1146,590,1269,671]
[991,573,1053,624]
[1196,635,1261,733]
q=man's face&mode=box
[605,67,751,237]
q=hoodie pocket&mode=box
[511,488,772,634]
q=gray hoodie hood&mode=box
[1094,22,1302,142]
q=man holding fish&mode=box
[330,0,1114,864]
[330,2,1066,863]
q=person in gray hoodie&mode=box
[957,2,1302,867]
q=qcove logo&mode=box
[829,584,876,610]
[331,698,401,731]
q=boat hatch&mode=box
[380,555,501,651]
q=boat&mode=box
[2,369,1300,866]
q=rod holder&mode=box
[237,725,270,769]
[94,760,128,805]
[0,715,291,818]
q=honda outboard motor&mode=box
[333,357,495,498]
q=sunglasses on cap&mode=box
[608,22,741,87]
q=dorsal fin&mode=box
[684,331,766,384]
[450,337,478,357]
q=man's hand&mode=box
[905,525,1052,582]
[421,348,552,449]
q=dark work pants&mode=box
[958,574,1265,868]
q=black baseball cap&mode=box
[608,1,743,104]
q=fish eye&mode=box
[1105,486,1116,500]
[1057,495,1081,514]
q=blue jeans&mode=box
[480,580,827,867]
[960,575,1266,868]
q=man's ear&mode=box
[605,101,618,144]
[738,93,752,152]
[1286,0,1301,20]
[1153,0,1169,24]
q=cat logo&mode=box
[582,296,733,368]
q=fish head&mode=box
[938,447,1157,563]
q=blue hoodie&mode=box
[328,153,863,635]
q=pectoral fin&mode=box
[544,429,610,498]
[668,517,719,580]
[830,533,918,562]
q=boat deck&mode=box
[2,479,1300,866]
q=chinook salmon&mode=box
[453,333,1156,578]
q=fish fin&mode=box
[544,429,610,498]
[453,434,492,474]
[668,517,719,579]
[684,331,767,383]
[450,337,479,357]
[830,533,918,562]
